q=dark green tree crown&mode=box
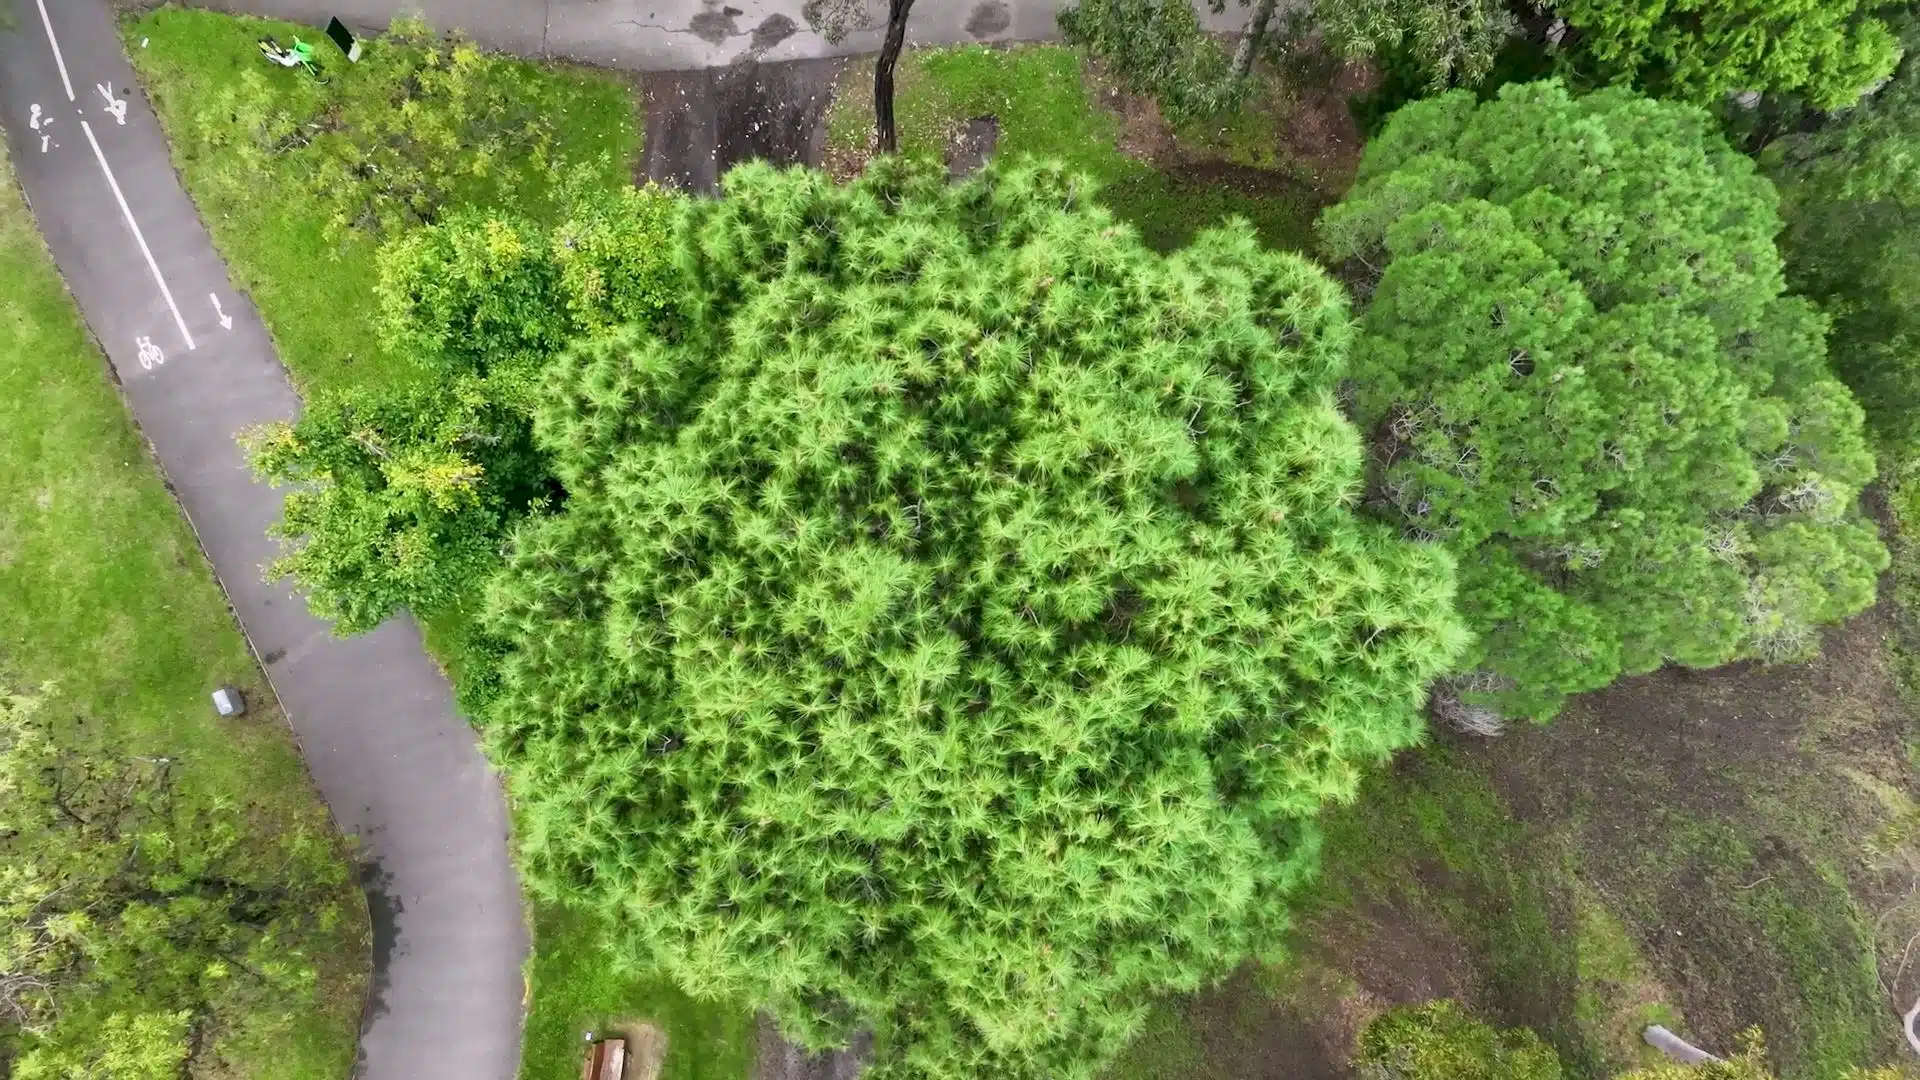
[1323,80,1886,722]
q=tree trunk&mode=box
[874,0,916,154]
[1231,0,1279,79]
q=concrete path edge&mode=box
[0,3,530,1077]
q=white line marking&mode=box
[96,84,127,126]
[209,293,233,330]
[33,0,75,102]
[82,120,194,351]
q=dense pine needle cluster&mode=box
[1323,81,1888,722]
[479,159,1467,1078]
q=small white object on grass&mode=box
[211,687,246,717]
[1644,1026,1720,1064]
[141,38,148,48]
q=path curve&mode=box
[0,3,529,1077]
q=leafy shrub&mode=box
[1312,0,1516,91]
[246,378,545,635]
[1557,0,1901,110]
[250,189,681,633]
[375,211,572,404]
[549,186,687,337]
[1321,80,1887,722]
[1356,1001,1563,1080]
[188,16,617,237]
[1058,0,1248,123]
[478,157,1469,1080]
[0,687,350,1076]
[1348,35,1556,137]
[1060,0,1514,123]
[1769,18,1920,450]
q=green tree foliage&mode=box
[1059,0,1510,117]
[246,377,544,635]
[479,158,1469,1079]
[1356,1001,1564,1080]
[1769,19,1920,449]
[1058,0,1248,122]
[0,686,350,1075]
[1320,80,1887,722]
[188,17,614,237]
[249,188,678,633]
[1312,0,1515,89]
[1556,0,1902,110]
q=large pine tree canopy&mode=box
[477,159,1468,1078]
[1320,80,1888,723]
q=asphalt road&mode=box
[0,2,529,1077]
[176,0,1257,71]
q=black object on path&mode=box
[0,2,528,1077]
[326,15,361,61]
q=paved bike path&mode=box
[0,3,528,1077]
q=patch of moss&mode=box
[1570,893,1681,1071]
[823,44,1323,256]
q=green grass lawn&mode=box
[0,146,368,1079]
[124,5,638,400]
[121,11,761,1078]
[520,905,757,1080]
[824,45,1326,255]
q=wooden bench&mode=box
[581,1038,626,1080]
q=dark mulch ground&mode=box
[642,56,845,192]
[752,1016,870,1080]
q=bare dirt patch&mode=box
[1180,968,1349,1080]
[1263,58,1375,191]
[753,1014,870,1080]
[1474,588,1916,1074]
[1085,65,1177,165]
[604,1020,667,1080]
[1085,49,1376,194]
[946,115,1001,179]
[1303,900,1484,1012]
[642,57,845,192]
[1233,547,1919,1079]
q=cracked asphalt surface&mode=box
[0,2,528,1077]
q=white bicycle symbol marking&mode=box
[135,336,165,370]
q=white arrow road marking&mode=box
[33,0,74,102]
[210,294,233,330]
[82,120,194,352]
[96,84,127,126]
